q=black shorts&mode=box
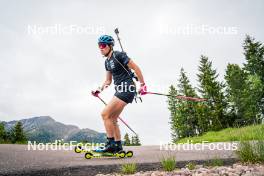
[114,83,136,104]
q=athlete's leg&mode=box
[109,96,127,152]
[112,119,121,141]
[110,100,127,141]
[101,96,127,139]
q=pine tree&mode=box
[167,85,180,142]
[13,122,27,143]
[124,133,131,146]
[225,64,248,125]
[0,122,6,143]
[133,135,141,146]
[197,55,228,131]
[131,136,135,146]
[224,36,264,125]
[168,69,202,141]
[177,68,199,136]
[243,35,264,120]
[243,35,264,83]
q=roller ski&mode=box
[84,149,133,159]
[74,139,133,159]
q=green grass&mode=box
[161,156,177,171]
[0,140,27,144]
[120,163,137,175]
[205,157,224,167]
[176,124,264,144]
[236,141,256,163]
[185,162,196,170]
[236,140,264,163]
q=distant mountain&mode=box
[2,116,106,143]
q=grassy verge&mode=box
[176,124,264,144]
[236,140,264,163]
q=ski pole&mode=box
[114,28,124,52]
[145,91,207,102]
[95,94,138,136]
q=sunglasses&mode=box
[98,43,107,49]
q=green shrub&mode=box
[237,141,257,163]
[161,156,177,171]
[237,140,264,163]
[121,163,137,175]
[186,162,196,170]
[255,140,264,162]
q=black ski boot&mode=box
[95,137,115,153]
[114,141,123,153]
[100,141,116,153]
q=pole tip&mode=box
[114,28,119,34]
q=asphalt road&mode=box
[0,143,238,176]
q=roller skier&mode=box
[91,34,147,154]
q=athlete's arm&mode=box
[100,71,112,91]
[127,59,145,86]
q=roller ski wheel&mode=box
[74,145,83,153]
[117,150,126,158]
[85,152,93,159]
[125,150,133,158]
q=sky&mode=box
[0,0,264,145]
